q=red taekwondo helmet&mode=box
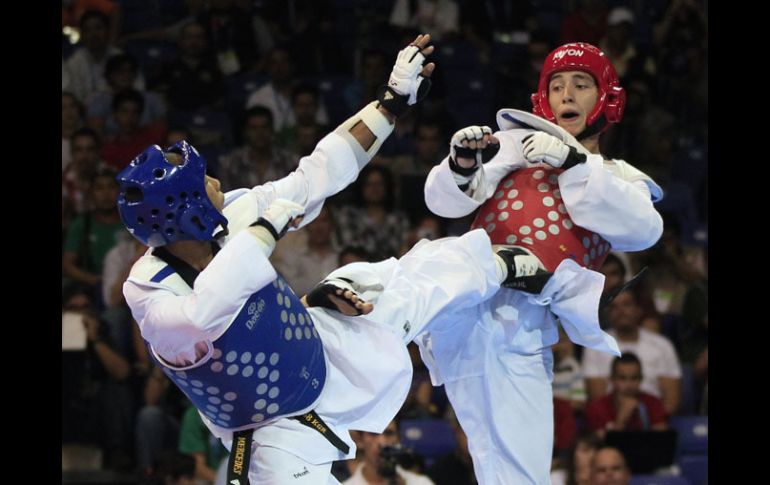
[531,42,626,138]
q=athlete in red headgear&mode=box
[414,42,664,483]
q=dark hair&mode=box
[105,53,139,79]
[112,88,145,113]
[611,352,642,377]
[355,164,396,210]
[602,253,627,279]
[80,9,110,29]
[338,245,372,264]
[71,126,101,147]
[243,105,274,131]
[292,83,320,104]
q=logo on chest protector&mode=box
[245,298,266,330]
[553,48,584,61]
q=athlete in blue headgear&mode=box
[116,35,542,485]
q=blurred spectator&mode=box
[599,7,656,84]
[590,446,631,485]
[552,326,587,412]
[246,45,329,131]
[63,128,106,229]
[585,353,668,438]
[554,396,577,456]
[63,92,86,173]
[582,289,682,415]
[157,21,225,112]
[560,0,608,46]
[100,89,167,169]
[198,0,260,76]
[178,404,229,484]
[216,105,294,191]
[276,83,330,160]
[63,9,127,103]
[426,409,475,485]
[550,433,602,485]
[389,0,459,41]
[335,165,411,260]
[87,53,167,138]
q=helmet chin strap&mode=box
[576,114,607,141]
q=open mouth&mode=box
[560,111,580,121]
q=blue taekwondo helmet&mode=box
[116,141,228,247]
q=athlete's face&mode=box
[548,71,599,136]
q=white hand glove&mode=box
[388,44,429,105]
[450,125,496,170]
[255,199,305,240]
[521,131,571,168]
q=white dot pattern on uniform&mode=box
[252,413,265,422]
[240,352,252,364]
[270,353,280,365]
[590,248,596,259]
[304,327,312,339]
[255,399,266,410]
[522,237,534,245]
[225,351,237,363]
[284,328,292,341]
[495,190,504,199]
[284,297,291,309]
[242,366,254,378]
[227,365,239,376]
[542,196,555,207]
[312,328,319,338]
[533,170,545,179]
[207,386,220,395]
[549,225,560,235]
[178,380,189,386]
[212,348,222,360]
[538,183,549,192]
[549,174,559,184]
[582,237,590,248]
[485,213,494,222]
[258,366,269,379]
[536,231,546,240]
[175,371,187,379]
[272,281,279,288]
[257,383,268,394]
[506,235,518,244]
[267,403,280,414]
[295,327,303,339]
[520,226,532,235]
[219,414,231,421]
[486,223,496,233]
[289,313,296,326]
[255,352,265,365]
[533,218,545,228]
[192,388,204,396]
[277,293,284,306]
[224,392,237,401]
[208,396,221,405]
[563,219,574,229]
[512,200,524,210]
[221,404,234,412]
[298,314,305,325]
[268,387,280,399]
[554,189,562,199]
[191,380,203,388]
[498,212,509,221]
[558,204,567,214]
[583,255,590,265]
[548,211,559,221]
[503,179,514,188]
[269,370,280,382]
[280,310,288,324]
[497,200,509,210]
[278,280,285,291]
[207,405,218,412]
[508,189,519,199]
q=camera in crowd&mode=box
[377,444,418,479]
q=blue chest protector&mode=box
[149,253,327,431]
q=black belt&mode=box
[226,410,349,485]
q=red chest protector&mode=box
[470,167,610,271]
